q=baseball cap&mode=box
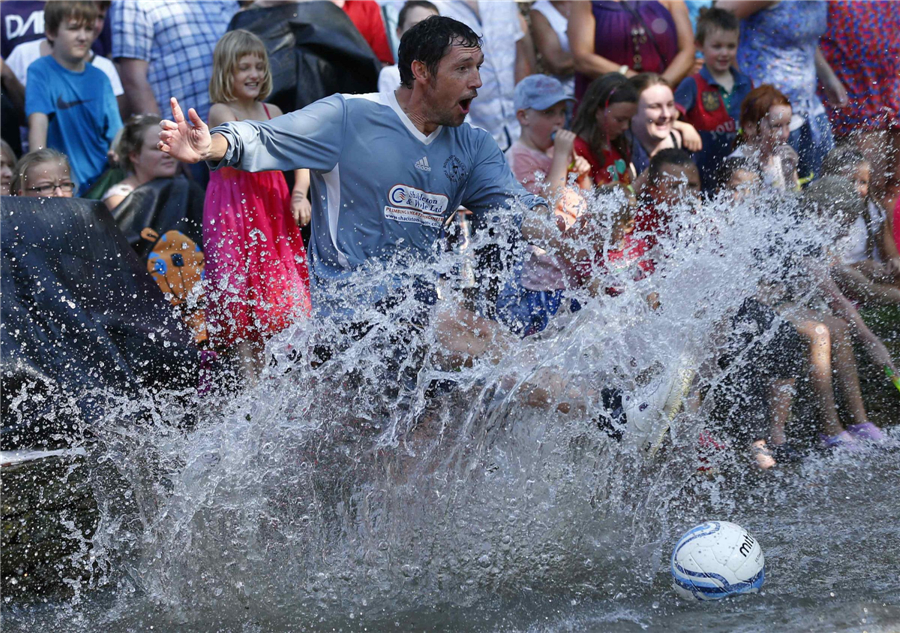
[513,75,574,112]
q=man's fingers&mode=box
[187,107,206,129]
[170,97,184,123]
[159,119,177,131]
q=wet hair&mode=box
[739,85,791,133]
[647,148,697,185]
[571,72,638,163]
[44,1,98,37]
[209,29,272,103]
[397,15,481,89]
[117,114,163,173]
[629,72,672,99]
[716,156,762,192]
[695,7,739,44]
[398,1,439,31]
[11,148,72,195]
[821,145,868,179]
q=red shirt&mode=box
[573,136,633,186]
[342,0,394,65]
[633,201,671,255]
[597,234,655,296]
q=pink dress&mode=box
[203,104,312,347]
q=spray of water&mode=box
[4,183,899,631]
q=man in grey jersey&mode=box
[159,16,583,363]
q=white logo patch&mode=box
[415,156,431,172]
[384,184,449,228]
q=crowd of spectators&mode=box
[1,0,899,466]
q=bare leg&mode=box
[824,275,900,375]
[236,339,264,382]
[822,315,871,425]
[748,378,797,469]
[767,378,795,446]
[790,318,844,437]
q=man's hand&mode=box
[158,97,212,163]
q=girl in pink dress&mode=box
[204,30,312,373]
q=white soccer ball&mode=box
[671,521,765,600]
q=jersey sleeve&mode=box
[674,76,697,117]
[208,94,346,173]
[24,61,53,117]
[461,132,545,223]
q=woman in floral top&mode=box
[718,0,847,183]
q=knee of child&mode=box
[811,322,831,346]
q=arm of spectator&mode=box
[713,0,776,20]
[292,169,312,226]
[530,9,574,77]
[823,272,900,375]
[104,191,128,211]
[0,56,26,117]
[547,130,577,199]
[515,13,537,84]
[569,1,636,79]
[673,120,702,152]
[28,112,48,150]
[659,0,696,88]
[117,58,160,117]
[882,216,900,275]
[814,46,848,107]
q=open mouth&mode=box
[459,94,476,114]
[245,82,259,89]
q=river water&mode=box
[3,188,899,631]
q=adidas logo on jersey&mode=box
[415,156,431,172]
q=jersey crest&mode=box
[701,90,721,112]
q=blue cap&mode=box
[513,74,573,112]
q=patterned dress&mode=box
[737,0,828,137]
[819,0,900,135]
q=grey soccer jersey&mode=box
[209,91,543,315]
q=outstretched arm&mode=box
[158,97,228,163]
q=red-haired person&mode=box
[728,85,798,191]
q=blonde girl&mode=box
[12,148,76,198]
[204,30,312,376]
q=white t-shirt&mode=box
[838,200,886,265]
[7,38,124,96]
[378,64,401,95]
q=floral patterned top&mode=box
[819,0,900,135]
[736,1,827,123]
